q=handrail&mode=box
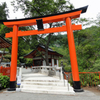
[64,72,69,91]
[61,64,69,91]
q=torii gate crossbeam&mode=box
[1,6,88,92]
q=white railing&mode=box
[17,66,63,80]
[31,66,63,80]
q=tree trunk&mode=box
[44,23,52,66]
[45,45,49,66]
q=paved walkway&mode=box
[0,89,100,100]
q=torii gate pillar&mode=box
[66,17,82,91]
[8,25,18,91]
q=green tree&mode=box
[11,0,74,65]
[0,2,8,20]
[18,27,39,64]
[50,25,100,72]
[0,2,11,37]
[74,26,100,72]
[0,2,12,63]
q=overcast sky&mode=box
[0,0,100,20]
[70,0,100,20]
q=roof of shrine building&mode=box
[0,6,88,24]
[0,36,11,48]
[24,44,63,58]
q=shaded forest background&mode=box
[0,0,100,72]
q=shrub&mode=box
[68,73,100,87]
[0,73,10,89]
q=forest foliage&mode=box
[50,26,100,72]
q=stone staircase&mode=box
[20,72,75,94]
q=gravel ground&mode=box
[0,88,100,100]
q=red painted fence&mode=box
[64,72,100,87]
[0,66,10,77]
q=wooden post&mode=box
[8,25,18,91]
[65,17,83,92]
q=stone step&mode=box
[21,88,75,95]
[22,80,61,82]
[22,73,47,77]
[22,73,60,79]
[21,77,64,82]
[20,84,73,91]
[21,81,70,86]
[20,72,74,94]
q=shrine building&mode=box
[24,44,63,67]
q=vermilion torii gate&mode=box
[2,6,88,92]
